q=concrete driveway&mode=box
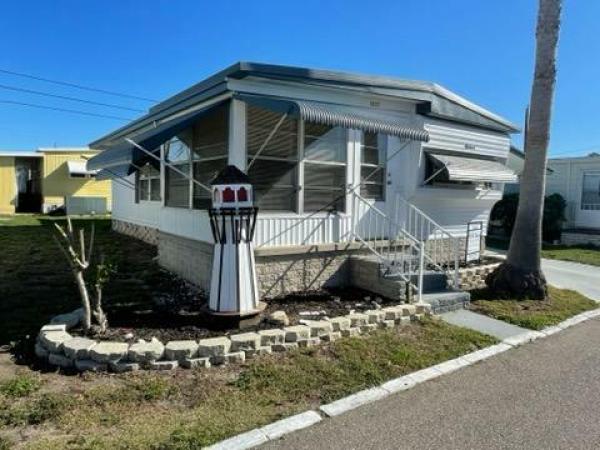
[542,259,600,302]
[262,317,600,450]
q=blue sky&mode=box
[0,0,598,157]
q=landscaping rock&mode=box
[75,359,107,372]
[34,342,49,359]
[244,346,273,358]
[365,310,386,324]
[267,310,290,326]
[63,337,97,360]
[382,306,403,320]
[341,328,360,338]
[39,330,72,353]
[258,329,285,346]
[297,337,321,348]
[272,342,299,352]
[149,360,178,370]
[284,325,311,342]
[360,324,378,333]
[180,357,211,369]
[48,353,73,368]
[396,316,411,325]
[40,324,66,333]
[198,337,231,357]
[212,351,245,365]
[128,338,165,363]
[320,331,342,342]
[380,320,395,329]
[328,316,351,331]
[348,313,369,327]
[89,342,129,363]
[230,332,261,352]
[401,305,417,316]
[109,361,140,373]
[50,308,84,329]
[416,303,432,314]
[164,340,198,361]
[301,320,333,337]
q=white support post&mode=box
[228,98,247,170]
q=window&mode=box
[164,132,192,208]
[246,105,298,211]
[192,103,229,209]
[360,132,385,200]
[136,164,160,202]
[423,154,478,188]
[303,123,347,212]
[581,172,600,210]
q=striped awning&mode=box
[67,160,97,177]
[237,94,429,142]
[428,153,518,183]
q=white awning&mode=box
[67,160,97,177]
[428,153,518,183]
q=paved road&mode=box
[262,317,600,450]
[542,259,600,302]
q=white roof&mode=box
[0,150,42,158]
[38,147,97,153]
[67,160,98,176]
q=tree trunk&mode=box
[74,270,92,331]
[92,283,108,334]
[487,0,562,299]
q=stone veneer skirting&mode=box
[36,304,432,373]
[112,219,159,246]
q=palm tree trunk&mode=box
[487,0,562,299]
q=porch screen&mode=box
[581,173,600,210]
[360,131,385,200]
[303,123,346,212]
[192,102,229,209]
[165,133,192,208]
[247,105,298,211]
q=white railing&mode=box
[394,194,460,287]
[255,213,352,248]
[351,192,424,303]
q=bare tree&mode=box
[487,0,562,299]
[53,217,110,333]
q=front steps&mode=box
[350,256,469,313]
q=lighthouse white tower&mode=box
[208,166,262,317]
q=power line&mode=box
[0,100,133,121]
[0,83,145,112]
[0,68,157,103]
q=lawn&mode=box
[486,236,600,267]
[470,286,598,330]
[0,214,175,350]
[0,319,496,449]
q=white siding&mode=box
[112,175,160,228]
[423,118,510,159]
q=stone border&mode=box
[36,304,432,372]
[204,306,600,449]
[450,261,502,291]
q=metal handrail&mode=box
[394,194,460,287]
[351,192,424,303]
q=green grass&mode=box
[470,286,598,330]
[0,373,41,397]
[541,244,600,267]
[0,320,496,449]
[0,214,174,347]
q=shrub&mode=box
[490,192,566,242]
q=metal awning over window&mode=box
[428,152,518,183]
[95,164,130,181]
[67,160,97,177]
[236,94,430,142]
[87,99,229,171]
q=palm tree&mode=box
[487,0,562,299]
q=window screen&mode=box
[360,132,385,200]
[303,124,346,212]
[246,105,298,211]
[581,173,600,210]
[136,164,160,202]
[165,134,191,208]
[192,103,229,209]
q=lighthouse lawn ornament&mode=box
[208,165,263,323]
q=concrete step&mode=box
[385,271,448,294]
[421,289,470,314]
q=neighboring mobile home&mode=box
[0,148,112,215]
[546,154,600,245]
[88,62,519,303]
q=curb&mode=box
[204,306,600,449]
